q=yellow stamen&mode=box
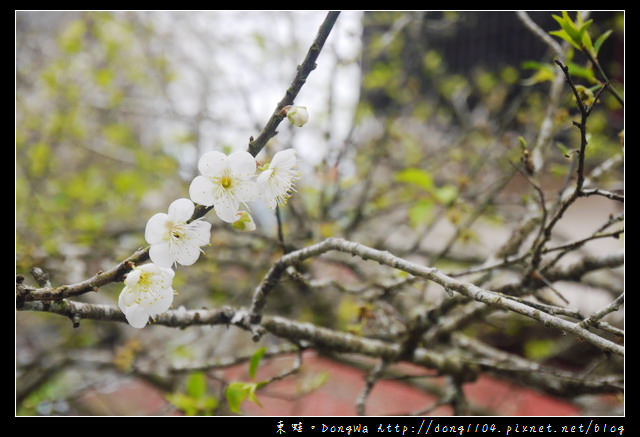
[220,175,232,189]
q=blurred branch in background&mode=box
[16,11,623,416]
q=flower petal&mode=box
[124,269,142,288]
[229,150,257,177]
[198,151,228,177]
[173,243,202,266]
[170,230,206,266]
[150,265,175,287]
[233,179,258,203]
[145,213,169,245]
[271,149,296,170]
[287,106,308,127]
[185,219,212,247]
[124,305,150,329]
[189,175,216,207]
[168,198,195,223]
[118,287,131,312]
[263,192,278,210]
[149,241,175,268]
[147,287,174,317]
[257,168,273,185]
[214,193,240,223]
[157,264,175,279]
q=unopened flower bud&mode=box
[232,210,256,232]
[283,105,308,127]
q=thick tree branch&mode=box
[245,237,623,356]
[18,299,623,397]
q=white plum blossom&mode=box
[285,105,308,127]
[145,198,211,268]
[118,263,175,328]
[257,149,299,209]
[189,150,258,223]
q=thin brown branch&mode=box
[580,188,624,203]
[247,11,340,158]
[356,359,388,416]
[17,247,150,303]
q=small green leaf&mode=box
[394,168,434,191]
[297,370,329,395]
[566,62,597,83]
[165,392,218,416]
[518,136,527,150]
[434,185,458,205]
[409,200,434,229]
[550,12,582,49]
[166,393,198,416]
[555,142,569,156]
[577,19,593,42]
[225,382,263,414]
[197,395,219,414]
[594,30,613,55]
[249,347,267,380]
[521,61,555,85]
[524,339,557,360]
[186,372,207,399]
[225,382,247,414]
[577,20,594,53]
[549,29,581,50]
[246,385,262,407]
[559,11,581,43]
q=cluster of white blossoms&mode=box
[117,107,306,328]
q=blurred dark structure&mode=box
[419,12,620,73]
[360,11,623,114]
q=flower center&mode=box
[137,272,153,291]
[170,225,185,241]
[165,221,186,242]
[220,175,232,189]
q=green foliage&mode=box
[521,61,556,85]
[523,339,558,361]
[550,11,612,58]
[409,200,434,229]
[16,12,180,271]
[433,185,458,205]
[249,347,267,380]
[222,347,272,414]
[225,381,265,414]
[17,374,67,416]
[336,296,362,332]
[394,168,434,191]
[186,372,207,398]
[394,168,458,228]
[165,372,219,416]
[58,20,87,54]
